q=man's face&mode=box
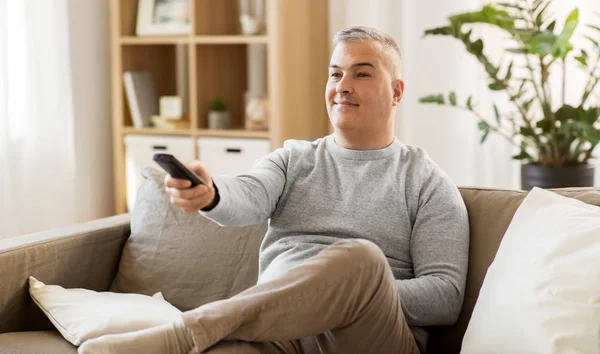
[326,41,403,134]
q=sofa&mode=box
[2,178,600,354]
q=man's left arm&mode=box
[396,166,469,327]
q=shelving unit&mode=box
[109,0,330,213]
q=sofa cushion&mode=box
[29,277,181,346]
[426,186,600,354]
[0,331,77,354]
[110,167,267,311]
[461,188,600,353]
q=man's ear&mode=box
[392,79,404,106]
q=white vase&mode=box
[238,0,265,35]
[208,111,230,129]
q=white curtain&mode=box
[0,0,78,238]
[329,0,600,189]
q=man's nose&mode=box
[336,76,353,94]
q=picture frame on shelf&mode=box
[136,0,191,36]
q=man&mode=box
[80,26,469,354]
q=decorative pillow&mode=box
[110,167,267,311]
[28,276,181,346]
[461,188,600,353]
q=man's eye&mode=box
[357,73,370,77]
[330,73,341,78]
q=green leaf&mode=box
[423,26,454,37]
[471,39,484,56]
[448,5,514,28]
[535,2,551,26]
[504,61,514,80]
[583,35,600,48]
[512,81,528,101]
[523,97,536,112]
[536,119,552,132]
[449,92,457,106]
[574,55,587,66]
[478,120,491,143]
[506,48,529,54]
[584,107,599,124]
[586,24,600,33]
[493,104,501,124]
[505,28,534,39]
[480,129,490,143]
[495,16,526,23]
[520,126,535,136]
[460,29,473,42]
[466,96,474,110]
[544,20,556,32]
[529,30,556,56]
[488,82,504,91]
[532,0,545,12]
[558,121,576,135]
[553,8,579,58]
[555,104,578,122]
[582,123,600,145]
[210,97,228,111]
[483,60,497,75]
[518,79,527,92]
[512,148,532,160]
[536,0,545,12]
[419,94,445,104]
[496,2,527,11]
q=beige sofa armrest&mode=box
[0,214,130,333]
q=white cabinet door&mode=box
[198,137,270,176]
[124,135,195,211]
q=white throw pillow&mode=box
[29,276,182,346]
[461,188,600,354]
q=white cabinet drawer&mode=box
[197,137,270,176]
[124,134,195,211]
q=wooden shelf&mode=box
[194,35,268,44]
[121,127,192,136]
[121,127,270,139]
[120,36,189,45]
[197,129,270,139]
[120,35,268,45]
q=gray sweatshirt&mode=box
[200,134,469,350]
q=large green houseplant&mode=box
[419,0,600,189]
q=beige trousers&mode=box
[182,239,420,354]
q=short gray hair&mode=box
[333,26,402,79]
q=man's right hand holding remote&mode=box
[164,161,219,212]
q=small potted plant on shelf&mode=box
[207,97,230,130]
[419,0,600,190]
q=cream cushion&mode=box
[29,277,182,346]
[461,188,600,353]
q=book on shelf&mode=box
[123,71,158,128]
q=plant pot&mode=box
[207,111,230,130]
[521,163,595,190]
